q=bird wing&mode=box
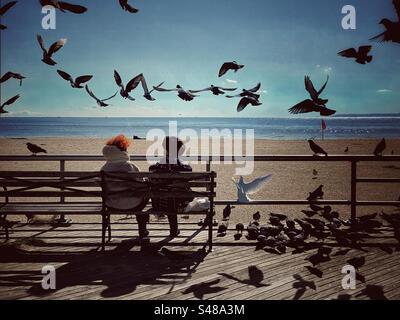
[319,106,336,116]
[148,81,165,94]
[126,73,144,93]
[358,46,372,55]
[102,91,118,102]
[218,62,233,77]
[220,87,237,91]
[59,1,87,14]
[237,97,251,112]
[338,48,358,58]
[394,0,400,21]
[0,1,17,16]
[226,93,242,98]
[369,32,386,42]
[248,82,261,92]
[139,75,149,94]
[152,86,178,92]
[48,38,67,56]
[289,99,316,114]
[0,72,12,83]
[305,76,318,100]
[120,0,139,13]
[114,70,124,88]
[317,76,329,95]
[75,75,93,86]
[37,34,48,54]
[188,87,212,93]
[85,85,99,101]
[1,94,20,108]
[243,174,273,195]
[57,70,73,82]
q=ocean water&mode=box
[0,116,399,140]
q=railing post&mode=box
[59,160,66,222]
[350,161,357,223]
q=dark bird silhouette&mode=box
[309,203,324,212]
[305,266,323,278]
[347,256,365,270]
[219,266,269,288]
[356,285,388,300]
[223,204,235,219]
[308,140,328,156]
[26,143,47,155]
[370,0,400,44]
[218,61,244,77]
[189,85,237,96]
[39,0,87,14]
[182,279,225,300]
[37,34,67,66]
[301,210,318,217]
[289,99,336,116]
[217,220,229,236]
[359,212,377,222]
[253,211,261,221]
[152,84,198,101]
[338,46,373,64]
[373,138,386,156]
[292,274,316,300]
[269,215,282,227]
[307,185,324,201]
[305,218,325,231]
[235,223,244,234]
[344,146,349,153]
[85,85,118,107]
[226,83,261,99]
[286,218,296,230]
[119,0,138,13]
[0,94,20,114]
[305,75,329,105]
[114,70,143,101]
[237,96,262,112]
[270,213,287,221]
[57,70,92,88]
[0,72,25,86]
[141,80,164,101]
[0,1,17,30]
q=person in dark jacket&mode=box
[149,136,193,237]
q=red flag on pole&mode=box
[321,119,327,131]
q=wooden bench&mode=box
[0,171,216,251]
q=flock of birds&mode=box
[1,0,400,117]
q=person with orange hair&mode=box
[101,134,149,239]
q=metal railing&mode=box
[1,154,400,221]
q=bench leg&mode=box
[5,226,9,241]
[101,213,107,251]
[107,215,112,242]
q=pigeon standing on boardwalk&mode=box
[370,0,400,44]
[344,146,349,153]
[308,140,328,156]
[373,138,386,156]
[26,143,47,155]
[0,72,25,86]
[37,34,67,66]
[0,1,17,30]
[0,95,20,114]
[218,61,244,77]
[232,174,273,202]
[85,85,118,107]
[338,46,373,64]
[222,204,235,220]
[57,70,92,88]
[39,0,87,14]
[235,223,244,234]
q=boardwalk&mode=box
[0,220,399,300]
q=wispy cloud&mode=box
[6,110,43,116]
[226,79,237,84]
[377,89,392,93]
[324,67,332,73]
[260,90,268,94]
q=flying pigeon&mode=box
[119,0,138,13]
[0,1,17,30]
[114,70,142,101]
[133,74,164,101]
[305,75,329,105]
[0,94,20,114]
[57,70,92,88]
[373,138,386,156]
[370,0,400,43]
[85,85,118,107]
[37,34,67,66]
[232,174,273,202]
[218,61,244,77]
[26,143,47,155]
[39,0,87,14]
[338,46,373,64]
[308,140,328,156]
[236,96,262,112]
[189,85,237,96]
[0,72,25,86]
[289,99,336,116]
[152,84,198,101]
[226,83,261,99]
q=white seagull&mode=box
[232,174,273,203]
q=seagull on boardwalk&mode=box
[0,94,20,114]
[338,46,373,64]
[189,85,237,96]
[26,143,47,155]
[57,70,92,88]
[218,61,244,77]
[114,70,142,101]
[39,0,87,14]
[152,84,198,101]
[226,83,261,99]
[119,0,139,13]
[373,138,386,156]
[232,174,273,203]
[237,96,262,112]
[37,34,67,66]
[85,85,118,107]
[370,0,400,43]
[308,140,328,156]
[0,1,17,30]
[0,72,26,86]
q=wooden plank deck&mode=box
[0,220,399,300]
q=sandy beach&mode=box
[1,137,400,225]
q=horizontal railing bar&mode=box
[356,178,400,183]
[214,200,351,205]
[1,155,400,162]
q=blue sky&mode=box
[1,0,399,117]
